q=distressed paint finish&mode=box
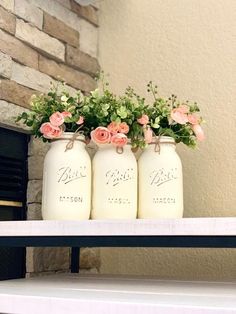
[0,218,235,236]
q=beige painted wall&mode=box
[98,0,236,281]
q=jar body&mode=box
[91,144,137,219]
[42,133,91,220]
[138,137,183,219]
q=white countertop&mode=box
[0,274,235,314]
[0,217,235,236]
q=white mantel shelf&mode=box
[0,217,235,236]
[0,221,235,313]
[0,274,236,314]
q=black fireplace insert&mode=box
[0,127,28,280]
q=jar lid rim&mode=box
[95,142,132,147]
[51,132,85,142]
[150,136,176,144]
[91,139,132,147]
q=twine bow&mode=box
[154,135,161,153]
[151,134,176,153]
[65,126,85,152]
[116,146,124,154]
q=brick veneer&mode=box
[0,0,100,277]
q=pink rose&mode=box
[188,114,199,125]
[111,133,128,147]
[107,121,120,134]
[91,127,111,144]
[61,111,72,118]
[49,112,64,127]
[40,122,63,139]
[192,124,205,141]
[144,126,153,144]
[171,107,188,124]
[76,116,84,125]
[178,105,189,114]
[119,122,129,134]
[137,114,149,125]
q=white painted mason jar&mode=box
[91,144,137,219]
[42,133,91,220]
[138,137,183,219]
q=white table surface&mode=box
[0,217,235,236]
[0,274,235,314]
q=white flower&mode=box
[61,95,68,102]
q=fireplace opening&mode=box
[0,127,29,280]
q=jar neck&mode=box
[97,143,132,152]
[147,136,176,152]
[50,132,86,148]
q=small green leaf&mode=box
[151,123,160,129]
[115,117,121,123]
[21,112,28,119]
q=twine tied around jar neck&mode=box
[148,135,161,153]
[116,146,124,154]
[115,141,132,154]
[64,127,86,152]
[150,135,176,153]
[154,136,161,153]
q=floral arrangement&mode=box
[127,82,205,148]
[80,86,147,148]
[16,84,85,141]
[16,82,148,148]
[16,81,205,149]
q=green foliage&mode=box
[16,79,204,149]
[16,83,84,141]
[16,82,148,148]
[80,86,148,148]
[126,81,204,148]
[148,82,204,147]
